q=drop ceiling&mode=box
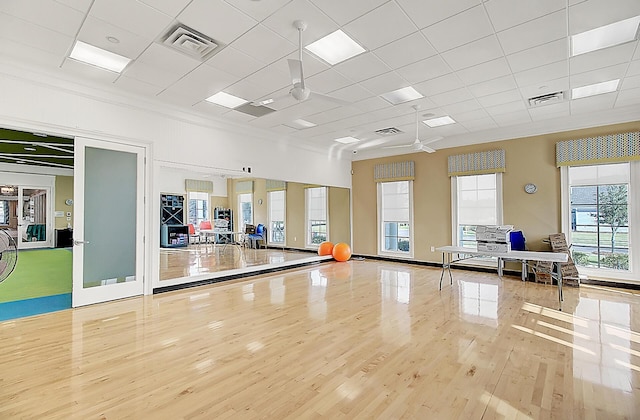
[0,0,639,161]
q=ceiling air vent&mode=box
[528,91,564,107]
[161,24,222,61]
[375,127,403,136]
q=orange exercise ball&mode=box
[318,241,334,256]
[332,242,352,262]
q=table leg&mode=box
[439,252,445,290]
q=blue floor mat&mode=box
[0,293,71,321]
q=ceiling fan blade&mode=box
[251,93,290,107]
[383,144,413,149]
[420,145,436,153]
[420,136,444,145]
[311,91,350,106]
[288,59,304,86]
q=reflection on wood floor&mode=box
[159,244,318,281]
[2,260,639,418]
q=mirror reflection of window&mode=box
[268,190,285,244]
[188,191,209,228]
[238,193,253,232]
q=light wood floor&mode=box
[159,245,318,281]
[2,260,639,419]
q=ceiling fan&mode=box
[383,105,443,153]
[254,20,348,107]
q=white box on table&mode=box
[477,241,511,253]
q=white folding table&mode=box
[436,246,569,305]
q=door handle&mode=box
[73,239,90,246]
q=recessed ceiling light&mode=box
[305,29,365,65]
[69,40,131,73]
[572,79,620,99]
[423,116,456,127]
[334,136,360,144]
[380,87,423,105]
[205,91,248,108]
[287,119,317,129]
[24,147,36,151]
[571,15,640,56]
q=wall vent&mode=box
[161,24,222,61]
[528,91,565,107]
[375,127,403,136]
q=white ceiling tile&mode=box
[528,101,570,121]
[334,52,390,83]
[455,58,511,85]
[506,39,568,74]
[461,118,499,131]
[442,100,483,116]
[191,100,229,116]
[359,72,407,96]
[373,32,437,70]
[396,56,451,85]
[114,74,164,97]
[491,110,532,126]
[343,2,417,50]
[306,68,353,93]
[519,77,569,100]
[514,61,568,87]
[422,5,493,53]
[468,75,518,98]
[430,87,474,107]
[0,0,85,37]
[615,87,640,107]
[224,0,293,22]
[415,74,464,96]
[163,63,237,100]
[450,108,489,122]
[628,60,640,77]
[89,0,173,40]
[0,12,74,57]
[634,45,640,61]
[231,24,296,65]
[134,43,202,76]
[441,35,504,71]
[61,57,120,83]
[352,96,390,113]
[262,0,338,45]
[178,0,257,45]
[54,0,93,12]
[476,89,523,108]
[570,64,628,89]
[327,84,374,103]
[485,100,527,115]
[309,0,387,26]
[224,79,269,102]
[0,38,61,68]
[395,0,481,29]
[485,0,566,32]
[570,92,616,114]
[497,10,567,55]
[138,0,191,16]
[242,64,291,98]
[123,59,185,88]
[77,16,150,59]
[205,46,264,80]
[621,74,640,90]
[305,106,362,125]
[569,43,636,75]
[568,0,640,34]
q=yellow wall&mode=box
[352,121,640,263]
[285,182,305,248]
[329,186,350,245]
[54,176,73,230]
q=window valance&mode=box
[235,180,253,194]
[185,179,213,193]
[374,161,414,182]
[556,132,640,166]
[447,149,505,176]
[266,179,287,191]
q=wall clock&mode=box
[524,183,537,194]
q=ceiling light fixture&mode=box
[305,29,365,65]
[205,91,249,108]
[291,119,317,128]
[572,79,620,99]
[571,15,640,56]
[69,40,131,73]
[334,136,360,144]
[24,147,36,151]
[380,86,423,105]
[423,116,456,127]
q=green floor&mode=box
[0,248,72,303]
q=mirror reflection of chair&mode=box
[199,220,212,243]
[248,223,267,249]
[188,223,200,244]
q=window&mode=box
[187,191,209,227]
[238,193,253,232]
[268,190,285,244]
[306,187,327,246]
[452,173,503,249]
[378,181,412,256]
[0,200,8,225]
[563,162,638,280]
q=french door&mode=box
[72,137,145,307]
